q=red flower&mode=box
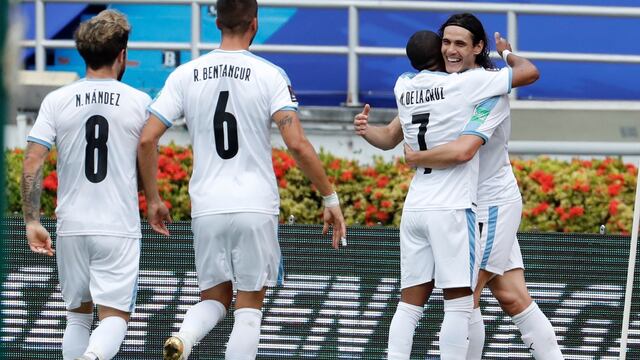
[609,200,620,215]
[555,206,565,216]
[375,211,389,222]
[279,178,288,188]
[531,202,549,216]
[581,160,593,168]
[364,186,372,194]
[162,146,175,157]
[163,200,173,210]
[138,193,147,215]
[374,191,383,200]
[340,170,354,182]
[354,200,361,209]
[626,164,637,175]
[43,171,58,191]
[381,200,393,208]
[363,167,378,177]
[376,175,390,188]
[330,159,341,170]
[608,183,622,196]
[608,173,625,183]
[529,170,554,193]
[568,206,584,217]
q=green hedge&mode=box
[5,145,637,234]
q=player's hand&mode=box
[26,221,55,256]
[354,104,371,136]
[404,143,419,169]
[494,32,512,57]
[323,206,347,250]
[147,200,172,236]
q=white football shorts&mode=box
[192,213,282,292]
[399,208,479,290]
[477,199,525,275]
[56,235,140,313]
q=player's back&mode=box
[394,67,511,210]
[477,95,521,207]
[28,79,151,237]
[153,50,297,218]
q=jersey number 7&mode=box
[411,113,432,175]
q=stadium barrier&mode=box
[2,216,640,359]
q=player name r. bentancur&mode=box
[193,64,252,82]
[75,90,121,107]
[400,86,445,106]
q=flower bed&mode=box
[5,145,637,234]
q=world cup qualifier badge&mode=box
[288,85,298,102]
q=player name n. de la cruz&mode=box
[399,86,445,106]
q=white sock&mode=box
[83,316,127,360]
[512,302,563,360]
[225,308,263,360]
[466,307,485,360]
[440,295,473,360]
[63,312,93,360]
[387,302,423,359]
[177,300,227,358]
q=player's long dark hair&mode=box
[439,13,494,70]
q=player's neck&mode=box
[85,67,118,80]
[219,35,251,51]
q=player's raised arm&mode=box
[21,142,55,256]
[495,32,540,88]
[137,115,172,236]
[273,109,346,249]
[353,104,404,150]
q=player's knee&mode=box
[442,287,473,300]
[494,289,531,316]
[201,281,233,309]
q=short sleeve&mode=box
[269,67,298,116]
[459,68,512,105]
[28,95,56,149]
[148,69,185,128]
[461,96,509,144]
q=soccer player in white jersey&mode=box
[402,14,563,360]
[136,1,346,359]
[353,28,539,359]
[21,10,151,360]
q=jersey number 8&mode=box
[84,115,109,183]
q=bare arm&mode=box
[137,115,172,236]
[354,104,404,150]
[494,32,540,88]
[404,135,484,169]
[273,110,346,248]
[21,142,54,256]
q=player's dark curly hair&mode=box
[215,0,258,35]
[439,13,494,69]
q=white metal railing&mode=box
[18,0,640,105]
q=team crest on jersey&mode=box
[288,85,298,102]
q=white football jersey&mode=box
[477,95,522,207]
[149,49,298,218]
[395,67,512,211]
[28,78,151,238]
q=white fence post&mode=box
[619,160,640,360]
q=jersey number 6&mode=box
[84,115,109,183]
[213,91,239,159]
[411,113,432,174]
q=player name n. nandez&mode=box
[75,90,121,107]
